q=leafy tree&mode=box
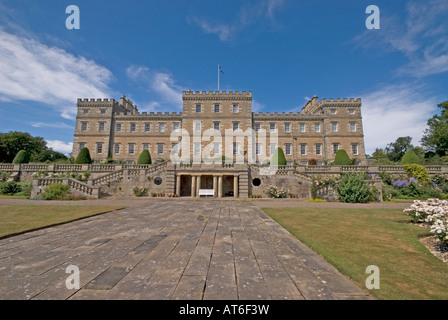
[74,147,92,164]
[333,149,351,165]
[401,150,421,165]
[137,150,152,164]
[385,136,414,162]
[421,100,448,157]
[271,147,286,166]
[12,150,30,164]
[371,148,395,164]
[0,131,46,163]
[30,149,68,163]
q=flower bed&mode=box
[266,185,289,198]
[404,198,448,245]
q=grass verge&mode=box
[0,205,125,238]
[262,206,448,300]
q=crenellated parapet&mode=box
[182,90,252,101]
[302,96,362,115]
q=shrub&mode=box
[403,164,429,185]
[133,187,147,197]
[401,150,421,165]
[336,173,372,203]
[308,158,317,166]
[16,182,32,198]
[74,147,92,164]
[0,172,11,182]
[333,149,352,165]
[382,184,399,201]
[12,150,29,164]
[267,185,288,198]
[42,183,70,200]
[0,181,21,195]
[271,148,287,166]
[137,150,152,164]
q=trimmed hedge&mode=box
[401,150,421,165]
[333,149,352,165]
[74,147,92,164]
[137,150,152,164]
[12,150,29,164]
[271,147,287,166]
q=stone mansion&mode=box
[72,90,367,165]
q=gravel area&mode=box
[420,236,448,264]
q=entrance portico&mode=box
[176,172,240,198]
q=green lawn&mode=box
[0,205,125,238]
[263,206,448,300]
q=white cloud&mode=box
[360,84,437,155]
[31,122,73,129]
[190,0,285,42]
[354,0,448,78]
[189,18,235,42]
[46,140,73,154]
[0,28,113,119]
[126,65,183,109]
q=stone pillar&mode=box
[213,176,217,198]
[234,175,239,198]
[191,175,196,197]
[176,175,181,196]
[218,176,223,198]
[196,175,201,196]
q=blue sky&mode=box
[0,0,447,155]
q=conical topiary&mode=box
[334,149,352,165]
[74,147,92,164]
[12,150,29,164]
[401,149,421,165]
[271,147,287,166]
[137,150,152,164]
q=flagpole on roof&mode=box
[218,64,220,92]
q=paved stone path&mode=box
[0,200,373,300]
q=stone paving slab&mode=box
[0,200,374,300]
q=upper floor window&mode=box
[100,109,106,114]
[159,122,165,133]
[195,104,202,113]
[299,123,306,133]
[157,143,164,155]
[144,123,151,132]
[82,109,89,114]
[285,123,291,133]
[348,109,355,115]
[81,122,88,131]
[314,123,321,133]
[114,144,120,154]
[233,122,239,132]
[130,123,136,132]
[98,122,105,132]
[116,123,122,132]
[270,123,276,132]
[233,104,239,113]
[350,122,357,132]
[173,122,180,132]
[214,121,220,131]
[255,123,261,132]
[214,104,220,113]
[300,143,307,155]
[330,109,337,115]
[331,122,338,132]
